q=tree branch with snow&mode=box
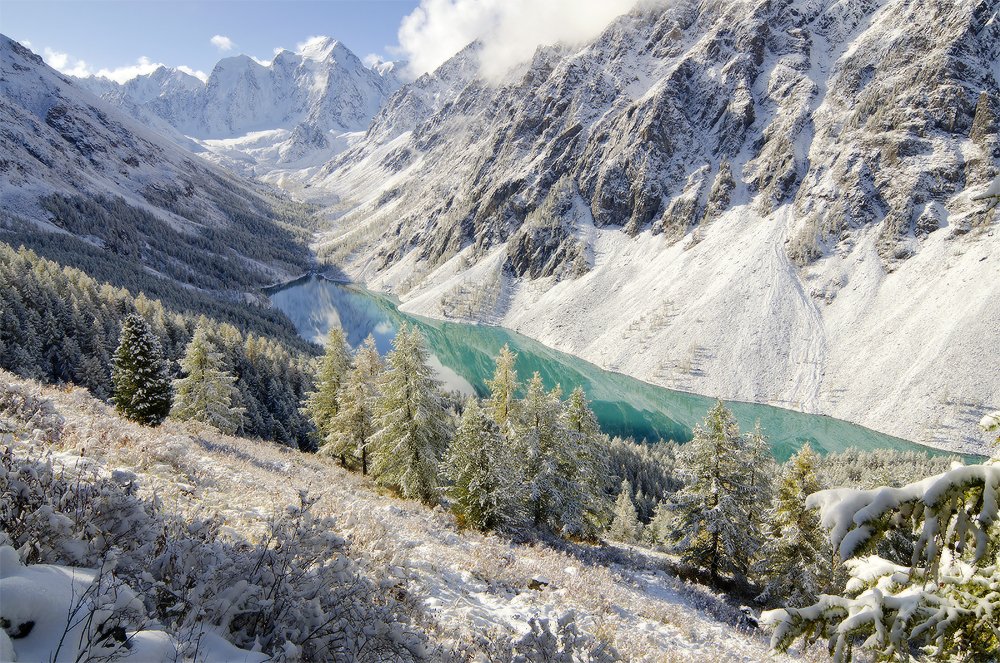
[762,416,1000,661]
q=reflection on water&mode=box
[269,275,952,462]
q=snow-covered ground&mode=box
[0,370,802,661]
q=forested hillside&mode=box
[0,245,316,447]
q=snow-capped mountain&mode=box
[0,34,310,289]
[306,0,1000,454]
[79,37,403,184]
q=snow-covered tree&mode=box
[370,325,452,503]
[111,314,171,425]
[170,326,244,434]
[486,343,520,430]
[740,422,774,575]
[646,500,672,546]
[444,397,523,531]
[516,373,573,530]
[324,335,382,473]
[608,479,640,543]
[563,386,612,537]
[668,401,760,583]
[304,328,351,442]
[763,418,1000,661]
[756,443,830,608]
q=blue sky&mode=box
[2,0,420,80]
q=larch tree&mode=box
[517,373,574,530]
[486,343,520,431]
[111,314,172,426]
[324,335,382,473]
[756,443,830,608]
[171,325,244,434]
[304,328,352,443]
[563,386,612,537]
[608,479,640,543]
[443,397,523,531]
[370,325,452,503]
[740,421,774,576]
[669,400,757,583]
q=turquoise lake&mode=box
[269,275,954,462]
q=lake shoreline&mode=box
[267,274,983,462]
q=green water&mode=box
[269,274,953,462]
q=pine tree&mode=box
[486,343,520,430]
[444,398,523,531]
[608,479,640,543]
[324,335,382,474]
[111,314,172,425]
[562,386,611,537]
[756,443,829,608]
[305,328,352,443]
[669,400,757,583]
[370,325,452,503]
[171,326,244,434]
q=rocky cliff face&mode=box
[307,0,1000,453]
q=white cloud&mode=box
[18,39,32,49]
[40,47,207,83]
[42,47,91,77]
[363,53,384,68]
[210,34,235,52]
[397,0,643,80]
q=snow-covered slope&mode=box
[79,37,403,186]
[0,35,310,288]
[0,369,790,661]
[307,0,1000,454]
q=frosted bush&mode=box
[0,380,64,443]
[0,446,429,661]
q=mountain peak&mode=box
[297,36,347,62]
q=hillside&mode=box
[303,0,1000,455]
[0,369,791,662]
[0,35,315,296]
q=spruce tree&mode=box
[444,397,522,531]
[756,443,829,608]
[305,328,352,442]
[111,314,172,425]
[171,326,244,434]
[669,400,756,583]
[324,335,382,473]
[486,343,520,430]
[608,479,640,543]
[370,325,452,503]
